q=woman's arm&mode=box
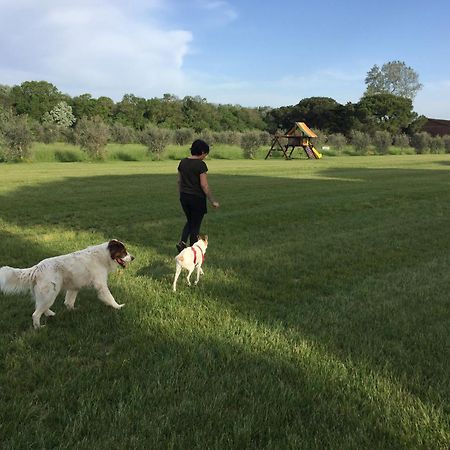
[200,173,219,207]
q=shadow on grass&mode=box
[136,259,173,280]
[0,166,449,448]
[1,281,447,449]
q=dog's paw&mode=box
[114,303,125,309]
[44,309,56,317]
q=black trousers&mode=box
[180,193,207,246]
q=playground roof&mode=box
[286,122,318,138]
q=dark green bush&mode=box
[393,133,410,148]
[373,130,392,154]
[110,123,137,144]
[74,116,110,159]
[443,135,450,154]
[350,130,371,155]
[0,114,33,161]
[174,128,194,146]
[241,131,261,159]
[410,132,431,154]
[140,125,172,160]
[429,136,444,154]
[327,133,347,151]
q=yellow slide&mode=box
[311,146,322,159]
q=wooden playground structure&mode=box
[265,122,322,160]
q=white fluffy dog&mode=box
[0,240,134,328]
[173,235,208,292]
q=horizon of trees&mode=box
[0,61,429,141]
[2,61,448,163]
[0,81,269,133]
[1,81,448,162]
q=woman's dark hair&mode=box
[190,139,210,156]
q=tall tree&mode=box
[94,96,115,123]
[71,94,97,120]
[364,61,423,100]
[146,94,184,129]
[358,93,418,134]
[0,84,12,110]
[42,101,76,128]
[295,97,340,131]
[265,97,346,134]
[181,96,211,132]
[10,81,67,121]
[114,94,148,129]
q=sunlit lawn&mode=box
[0,155,449,449]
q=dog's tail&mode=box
[0,266,35,295]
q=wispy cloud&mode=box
[0,0,192,99]
[1,1,449,116]
[195,0,238,24]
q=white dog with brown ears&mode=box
[173,235,208,292]
[0,239,134,329]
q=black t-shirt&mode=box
[178,158,208,197]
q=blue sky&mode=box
[1,0,449,118]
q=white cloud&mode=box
[3,1,448,117]
[0,0,192,99]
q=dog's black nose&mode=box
[131,255,135,261]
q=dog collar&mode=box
[191,245,204,264]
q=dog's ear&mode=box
[108,239,126,258]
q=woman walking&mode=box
[176,139,219,253]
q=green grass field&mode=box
[0,155,449,449]
[22,141,423,163]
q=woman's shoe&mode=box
[176,241,187,253]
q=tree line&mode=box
[1,61,446,161]
[0,61,428,135]
[0,82,267,132]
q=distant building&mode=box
[423,118,450,136]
